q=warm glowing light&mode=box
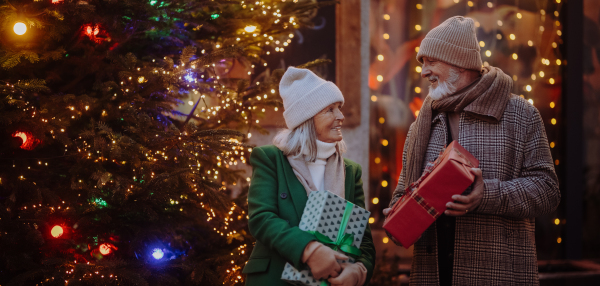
[555,159,560,165]
[99,244,113,255]
[372,197,380,204]
[377,75,383,82]
[485,50,492,57]
[554,218,560,225]
[509,34,516,40]
[526,85,532,92]
[528,40,533,46]
[138,76,145,83]
[517,13,522,19]
[383,237,390,243]
[539,71,545,78]
[382,139,389,146]
[549,78,555,84]
[415,87,421,93]
[379,117,385,124]
[52,0,63,3]
[383,14,390,20]
[14,22,27,35]
[487,2,493,8]
[550,142,555,148]
[374,157,381,164]
[14,132,28,146]
[369,217,375,224]
[371,95,378,102]
[512,53,518,60]
[51,225,64,238]
[551,118,557,125]
[556,59,561,65]
[377,54,384,61]
[244,25,257,33]
[152,248,164,259]
[468,1,474,7]
[416,4,423,9]
[528,99,534,105]
[557,237,562,243]
[550,102,555,108]
[416,66,422,73]
[415,25,422,31]
[383,33,389,40]
[479,41,485,47]
[415,47,420,53]
[381,180,388,187]
[497,34,502,40]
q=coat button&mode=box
[280,193,288,199]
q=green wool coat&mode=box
[243,145,376,286]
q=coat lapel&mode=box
[280,155,309,220]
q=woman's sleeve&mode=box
[351,164,376,285]
[247,147,316,269]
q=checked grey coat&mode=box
[390,94,560,285]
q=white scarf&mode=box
[287,140,346,199]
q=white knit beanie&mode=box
[279,67,345,130]
[416,16,483,71]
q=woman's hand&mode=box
[327,262,365,286]
[305,244,348,280]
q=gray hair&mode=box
[273,117,346,162]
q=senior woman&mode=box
[242,67,375,286]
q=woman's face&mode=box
[313,102,344,143]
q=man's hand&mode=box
[445,168,484,216]
[382,208,402,246]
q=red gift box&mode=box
[383,140,479,248]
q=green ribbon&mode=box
[307,201,362,286]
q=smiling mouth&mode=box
[331,126,342,131]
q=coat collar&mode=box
[280,155,354,219]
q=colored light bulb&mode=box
[152,248,164,259]
[51,225,63,238]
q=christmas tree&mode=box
[0,0,329,284]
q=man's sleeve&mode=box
[476,107,561,218]
[389,123,414,208]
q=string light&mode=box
[51,226,64,238]
[13,22,27,35]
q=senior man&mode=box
[383,16,560,285]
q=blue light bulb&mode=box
[152,248,164,260]
[185,73,194,82]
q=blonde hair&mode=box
[273,118,346,162]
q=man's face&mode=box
[420,57,460,100]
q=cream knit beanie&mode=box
[416,16,483,71]
[279,67,345,130]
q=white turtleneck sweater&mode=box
[306,140,337,191]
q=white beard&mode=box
[428,67,460,100]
